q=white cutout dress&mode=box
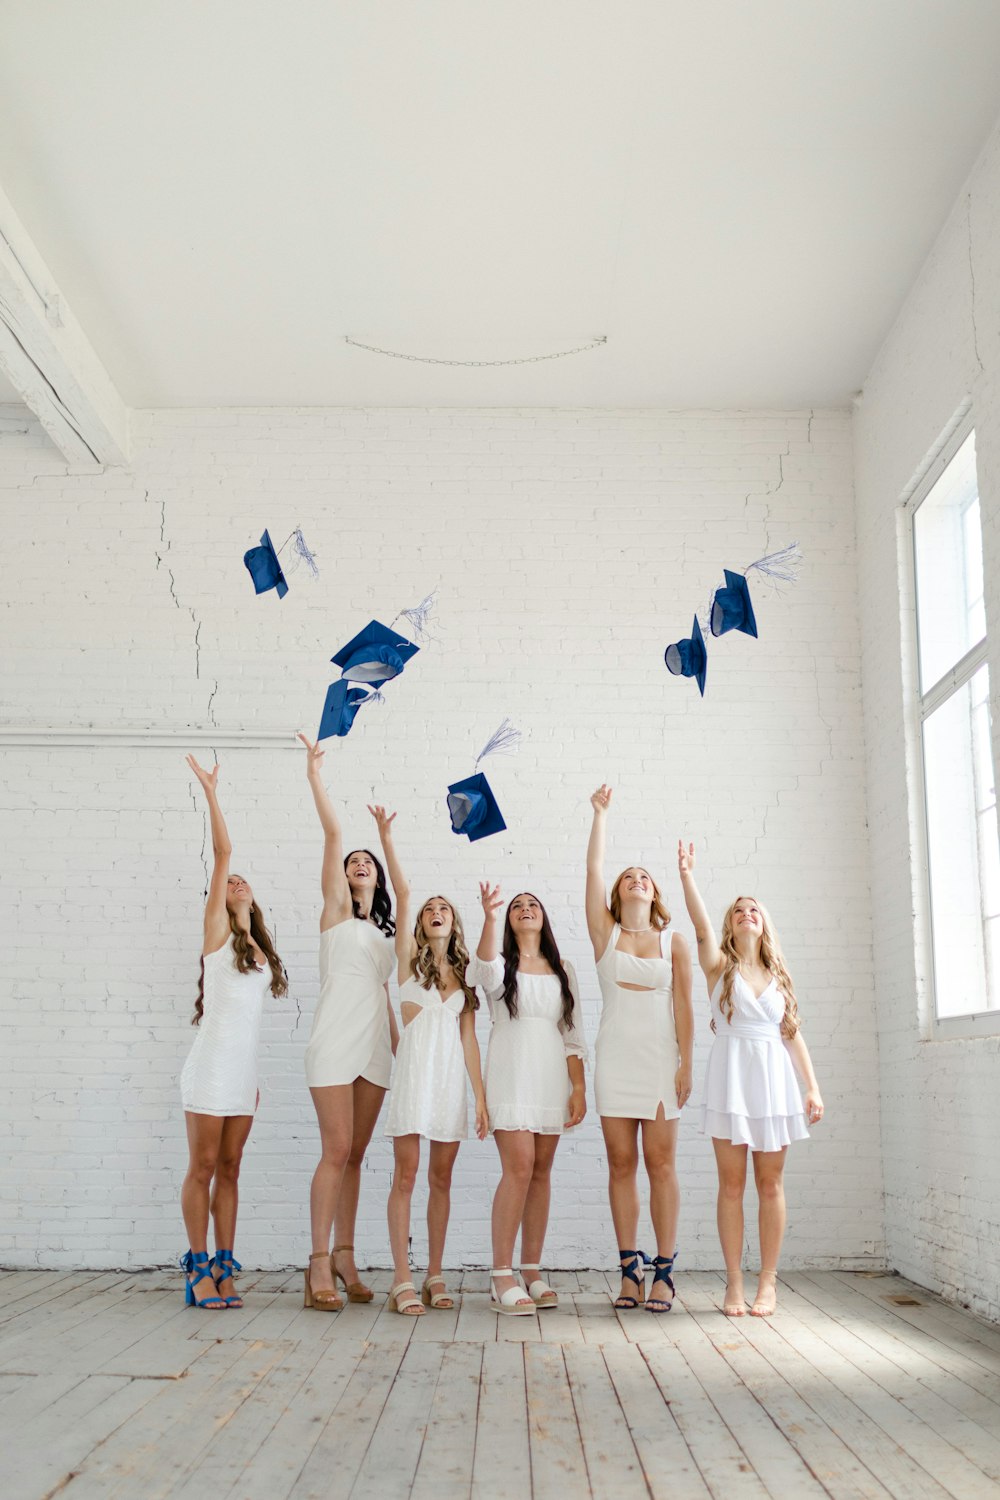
[385,977,469,1141]
[700,972,809,1151]
[180,935,270,1116]
[594,925,680,1120]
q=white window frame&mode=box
[906,412,1000,1039]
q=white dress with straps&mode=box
[180,935,270,1116]
[594,925,679,1120]
[700,972,809,1151]
[305,918,396,1089]
[385,977,469,1141]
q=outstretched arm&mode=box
[369,803,414,976]
[586,785,615,952]
[785,1031,824,1125]
[677,840,723,985]
[186,755,232,954]
[297,733,351,927]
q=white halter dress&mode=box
[180,935,270,1116]
[700,972,809,1151]
[305,919,396,1089]
[384,977,469,1141]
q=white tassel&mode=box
[475,718,522,767]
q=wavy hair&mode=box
[500,892,575,1030]
[411,897,478,1013]
[345,848,395,937]
[609,867,671,930]
[192,890,288,1025]
[717,895,800,1039]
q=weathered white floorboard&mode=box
[2,1270,1000,1499]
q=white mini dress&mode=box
[180,936,270,1117]
[700,972,809,1152]
[467,955,587,1135]
[594,925,680,1121]
[385,977,469,1141]
[305,918,396,1089]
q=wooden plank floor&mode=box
[2,1269,999,1500]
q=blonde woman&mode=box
[374,806,488,1316]
[678,841,824,1317]
[180,756,288,1309]
[586,786,694,1314]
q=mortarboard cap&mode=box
[317,680,369,741]
[665,615,708,697]
[711,569,758,639]
[243,530,288,599]
[447,772,507,842]
[331,620,419,689]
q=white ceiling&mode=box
[1,0,999,410]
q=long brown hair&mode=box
[500,893,575,1030]
[717,895,800,1039]
[345,848,395,936]
[192,894,288,1025]
[410,897,478,1013]
[609,867,671,930]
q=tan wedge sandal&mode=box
[388,1280,425,1316]
[304,1251,343,1311]
[331,1244,374,1304]
[421,1275,455,1310]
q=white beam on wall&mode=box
[0,184,130,469]
[0,727,296,749]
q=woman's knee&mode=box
[643,1152,677,1186]
[607,1148,639,1182]
[186,1151,218,1186]
[755,1172,785,1202]
[428,1163,454,1195]
[392,1164,418,1197]
[319,1140,351,1173]
[717,1169,747,1200]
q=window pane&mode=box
[923,665,1000,1018]
[914,430,983,692]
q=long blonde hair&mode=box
[411,897,478,1013]
[192,891,288,1025]
[718,896,799,1039]
[609,867,671,930]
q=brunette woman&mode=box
[468,885,587,1316]
[678,840,823,1316]
[586,785,694,1313]
[180,755,287,1308]
[298,734,399,1310]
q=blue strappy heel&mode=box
[181,1249,226,1309]
[646,1251,677,1313]
[614,1249,646,1309]
[211,1249,244,1308]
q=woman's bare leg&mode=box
[309,1084,354,1296]
[751,1147,787,1315]
[387,1135,420,1287]
[601,1115,643,1303]
[519,1134,560,1266]
[426,1140,460,1282]
[641,1110,680,1305]
[713,1137,749,1315]
[333,1077,385,1288]
[491,1130,535,1301]
[210,1113,253,1298]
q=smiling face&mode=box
[226,873,254,911]
[620,867,653,902]
[344,849,377,892]
[417,896,455,941]
[731,897,763,938]
[507,892,544,932]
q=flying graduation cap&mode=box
[243,530,288,599]
[711,569,758,638]
[447,719,521,842]
[664,615,707,697]
[316,681,370,740]
[316,617,421,741]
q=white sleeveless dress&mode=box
[467,956,587,1134]
[305,919,396,1088]
[180,936,271,1116]
[594,925,680,1120]
[384,977,469,1141]
[701,972,809,1151]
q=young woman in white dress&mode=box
[371,806,488,1315]
[298,735,400,1311]
[180,756,287,1309]
[586,785,694,1314]
[468,885,588,1316]
[678,841,824,1317]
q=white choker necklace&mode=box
[619,924,653,934]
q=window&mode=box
[912,427,1000,1027]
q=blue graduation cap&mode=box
[447,773,507,842]
[665,615,707,697]
[317,681,370,741]
[331,620,419,689]
[711,569,758,639]
[243,530,288,599]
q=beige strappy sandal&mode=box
[303,1251,343,1311]
[421,1275,455,1310]
[388,1280,425,1316]
[520,1264,558,1308]
[331,1244,374,1304]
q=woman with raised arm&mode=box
[586,785,694,1314]
[298,734,400,1312]
[180,756,287,1309]
[677,840,824,1317]
[468,884,588,1316]
[372,807,488,1316]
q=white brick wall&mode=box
[853,119,1000,1321]
[0,403,882,1271]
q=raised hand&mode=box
[367,804,397,839]
[479,881,503,918]
[186,754,219,795]
[296,731,325,777]
[678,839,696,877]
[590,784,613,813]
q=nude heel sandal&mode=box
[421,1275,454,1310]
[331,1244,374,1304]
[303,1251,343,1311]
[519,1264,558,1309]
[489,1268,535,1317]
[388,1280,425,1316]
